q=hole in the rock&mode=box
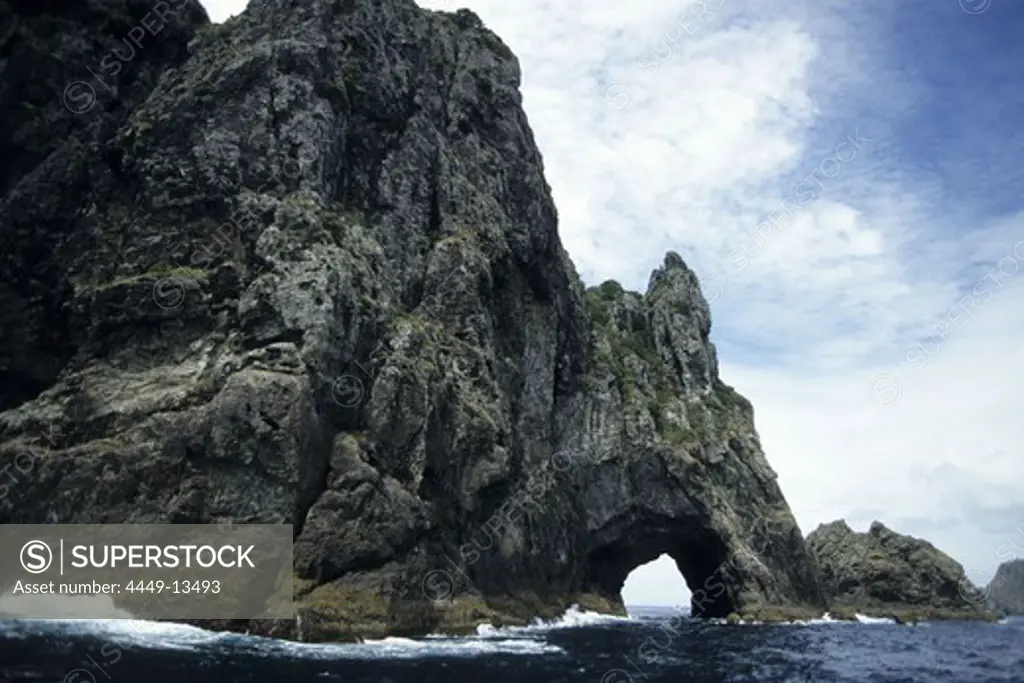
[622,553,692,612]
[585,526,736,618]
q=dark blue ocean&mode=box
[0,607,1021,682]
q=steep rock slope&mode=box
[0,0,824,639]
[987,559,1024,615]
[0,0,207,411]
[807,520,997,622]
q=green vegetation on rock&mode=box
[94,265,208,291]
[807,520,1000,622]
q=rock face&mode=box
[0,0,207,411]
[0,0,825,639]
[806,520,997,621]
[987,559,1024,615]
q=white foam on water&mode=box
[467,604,634,639]
[0,618,237,652]
[769,613,897,626]
[777,615,836,626]
[263,635,563,659]
[554,604,636,628]
[364,637,562,657]
[0,618,563,658]
[854,614,896,624]
[707,612,900,626]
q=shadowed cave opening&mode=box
[586,526,737,618]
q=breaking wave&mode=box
[0,618,564,658]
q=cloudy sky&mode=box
[199,0,1024,606]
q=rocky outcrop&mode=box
[0,0,825,640]
[806,520,998,622]
[0,0,208,411]
[987,559,1024,615]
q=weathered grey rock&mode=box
[987,559,1024,615]
[0,0,208,412]
[0,0,825,640]
[806,520,998,622]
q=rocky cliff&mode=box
[806,520,998,622]
[0,0,825,639]
[987,559,1024,615]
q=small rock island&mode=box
[806,520,999,623]
[987,559,1024,616]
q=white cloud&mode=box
[198,0,1024,604]
[725,277,1024,587]
[200,0,248,22]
